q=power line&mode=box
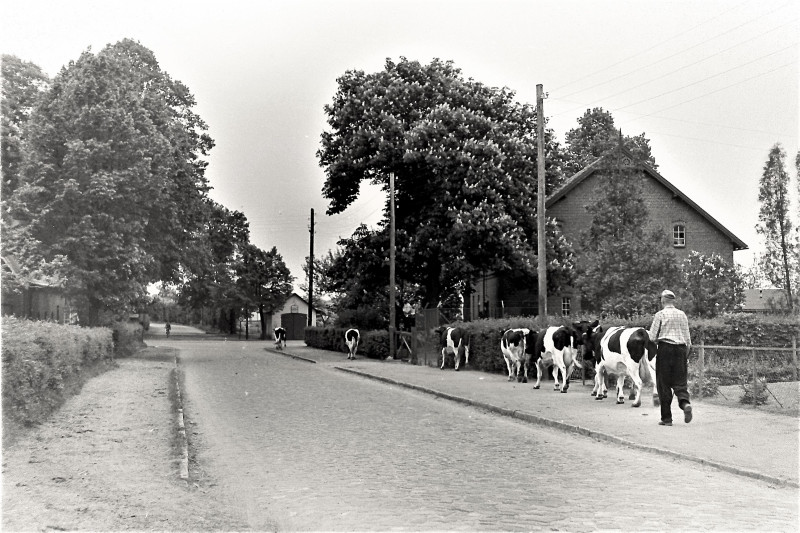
[558,1,792,100]
[613,44,796,112]
[636,59,796,116]
[551,95,796,139]
[566,18,797,110]
[551,0,753,93]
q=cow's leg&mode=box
[454,344,461,371]
[504,354,514,381]
[592,363,602,398]
[561,362,573,393]
[522,358,529,384]
[440,348,447,369]
[649,357,660,406]
[630,367,644,407]
[533,359,542,389]
[552,362,565,391]
[615,374,626,404]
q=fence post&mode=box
[698,339,705,400]
[752,347,757,409]
[792,336,798,382]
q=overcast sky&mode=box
[2,0,797,291]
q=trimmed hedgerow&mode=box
[305,326,390,359]
[2,317,115,427]
[306,313,799,383]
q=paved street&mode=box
[169,338,798,531]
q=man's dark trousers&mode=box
[655,342,691,422]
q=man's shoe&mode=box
[659,420,672,426]
[683,404,693,423]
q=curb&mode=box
[265,347,317,363]
[335,366,798,489]
[173,354,189,480]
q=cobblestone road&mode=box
[178,340,798,531]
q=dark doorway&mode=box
[281,313,307,340]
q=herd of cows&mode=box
[272,322,659,407]
[440,321,660,407]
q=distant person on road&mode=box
[648,289,692,426]
[165,321,171,337]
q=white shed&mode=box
[266,293,317,340]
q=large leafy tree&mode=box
[756,143,796,312]
[179,200,251,333]
[576,149,681,317]
[681,251,744,317]
[235,244,294,339]
[318,57,572,309]
[563,107,657,176]
[1,55,49,198]
[5,39,214,325]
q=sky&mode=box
[2,0,798,292]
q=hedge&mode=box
[305,326,390,359]
[1,317,145,427]
[305,313,800,380]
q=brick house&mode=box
[468,149,748,318]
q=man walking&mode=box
[648,289,693,425]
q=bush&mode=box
[2,317,115,427]
[111,320,145,357]
[739,376,769,405]
[305,326,389,359]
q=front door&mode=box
[281,313,307,340]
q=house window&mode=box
[561,297,571,316]
[673,223,686,247]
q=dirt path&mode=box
[1,347,246,532]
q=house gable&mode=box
[546,150,747,263]
[468,150,748,318]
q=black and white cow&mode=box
[439,327,471,371]
[273,327,287,350]
[533,324,586,392]
[344,328,360,359]
[592,326,657,407]
[500,328,538,382]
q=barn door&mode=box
[281,313,307,340]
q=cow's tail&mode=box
[639,352,654,386]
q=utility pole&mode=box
[308,208,314,327]
[536,84,547,322]
[388,172,397,360]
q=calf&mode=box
[593,326,657,407]
[533,324,585,392]
[439,327,470,371]
[500,328,537,382]
[273,327,287,350]
[344,328,360,359]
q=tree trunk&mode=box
[259,303,268,340]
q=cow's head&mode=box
[573,320,601,361]
[646,338,658,361]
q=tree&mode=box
[318,57,573,309]
[235,244,294,340]
[756,143,796,312]
[563,108,657,176]
[1,55,49,198]
[576,148,681,317]
[4,40,214,325]
[682,251,744,317]
[179,200,251,334]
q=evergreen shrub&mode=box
[2,317,115,426]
